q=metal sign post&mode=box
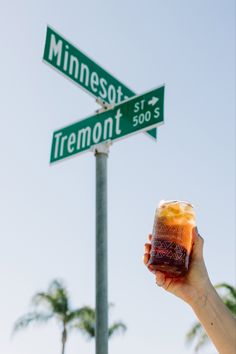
[95,143,109,354]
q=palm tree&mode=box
[186,283,236,352]
[13,279,127,354]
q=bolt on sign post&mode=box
[43,26,165,354]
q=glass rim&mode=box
[159,200,194,208]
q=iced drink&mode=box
[148,200,196,277]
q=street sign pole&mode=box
[95,143,109,354]
[44,26,165,354]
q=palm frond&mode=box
[72,307,95,338]
[32,292,55,307]
[49,279,69,300]
[48,279,69,312]
[67,306,95,323]
[75,314,95,339]
[73,306,127,340]
[13,312,53,335]
[186,322,202,343]
[215,283,236,299]
[186,322,208,352]
[194,331,209,352]
[215,283,236,316]
[32,279,69,316]
[108,322,127,338]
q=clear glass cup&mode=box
[148,200,196,277]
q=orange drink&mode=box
[148,200,196,277]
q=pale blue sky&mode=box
[0,1,235,354]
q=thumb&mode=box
[192,229,204,259]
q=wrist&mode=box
[188,281,214,310]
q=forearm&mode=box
[190,283,236,354]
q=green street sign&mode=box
[50,86,164,164]
[43,26,157,140]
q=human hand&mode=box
[143,231,212,306]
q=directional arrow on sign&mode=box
[50,86,164,164]
[148,97,159,106]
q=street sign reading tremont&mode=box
[43,26,157,139]
[50,85,164,163]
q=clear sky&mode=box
[0,1,235,354]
